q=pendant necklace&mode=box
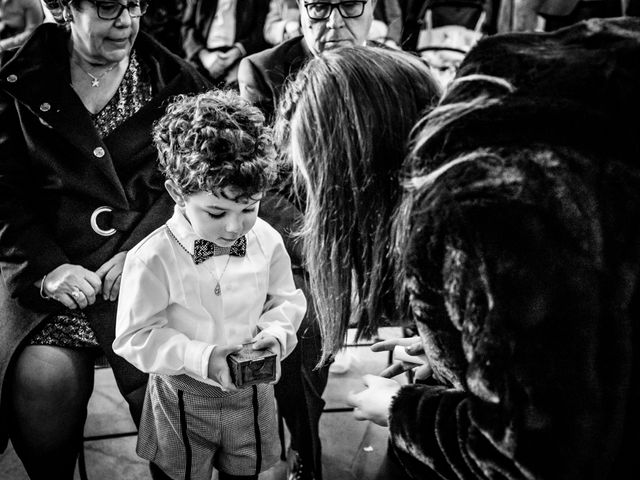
[209,256,231,296]
[73,58,118,88]
[166,226,231,296]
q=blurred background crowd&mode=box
[2,0,638,89]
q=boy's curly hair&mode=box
[153,90,277,200]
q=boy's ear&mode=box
[165,179,186,207]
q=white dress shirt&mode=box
[113,206,306,387]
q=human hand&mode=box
[252,332,282,384]
[42,264,102,309]
[95,251,127,301]
[198,49,217,70]
[208,59,227,79]
[208,344,244,391]
[372,336,432,380]
[199,50,225,79]
[218,46,243,65]
[346,374,401,427]
[284,20,301,39]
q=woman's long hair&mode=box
[275,47,440,364]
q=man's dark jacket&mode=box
[238,35,308,124]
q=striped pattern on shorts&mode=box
[137,373,279,479]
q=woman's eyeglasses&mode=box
[303,1,368,21]
[85,0,148,20]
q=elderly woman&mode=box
[278,18,640,480]
[0,1,209,478]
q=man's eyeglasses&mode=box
[303,1,368,21]
[85,0,148,20]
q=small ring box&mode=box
[227,343,277,388]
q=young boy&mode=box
[113,90,306,480]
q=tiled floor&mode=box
[0,328,407,480]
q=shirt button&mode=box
[6,74,17,83]
[40,102,51,112]
[93,147,105,158]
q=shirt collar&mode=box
[166,205,200,255]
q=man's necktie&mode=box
[193,236,246,264]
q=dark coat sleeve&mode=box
[400,0,428,51]
[234,0,269,55]
[238,55,276,123]
[181,0,209,62]
[0,91,70,297]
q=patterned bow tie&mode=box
[193,236,246,264]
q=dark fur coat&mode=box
[390,17,640,479]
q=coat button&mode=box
[93,147,105,158]
[40,102,51,112]
[6,74,17,83]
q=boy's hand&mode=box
[208,344,243,391]
[96,251,127,301]
[252,333,282,384]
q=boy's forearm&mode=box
[114,254,215,379]
[257,291,305,358]
[113,323,215,379]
